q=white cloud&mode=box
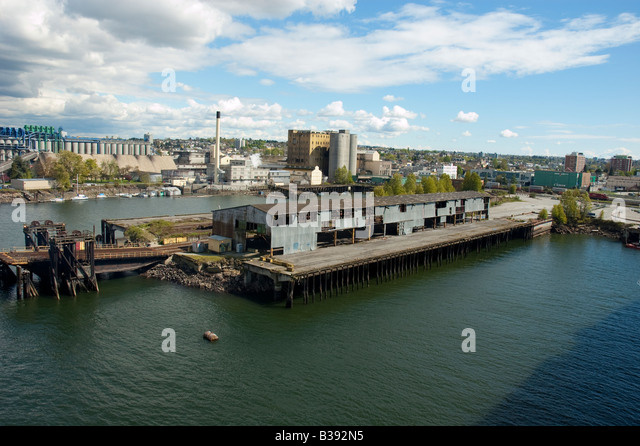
[260,79,275,86]
[383,105,417,119]
[318,100,346,116]
[329,119,352,129]
[605,147,632,155]
[500,129,518,138]
[521,146,533,154]
[462,130,471,137]
[453,111,479,123]
[211,6,640,92]
[486,140,496,143]
[383,94,404,102]
[208,0,357,19]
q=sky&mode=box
[1,0,639,159]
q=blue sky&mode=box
[1,0,639,159]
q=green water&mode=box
[1,197,639,425]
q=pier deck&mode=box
[246,218,533,279]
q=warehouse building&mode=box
[211,191,490,255]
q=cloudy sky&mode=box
[1,0,639,158]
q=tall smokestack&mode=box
[214,111,221,184]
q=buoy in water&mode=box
[203,331,219,342]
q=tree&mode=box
[538,208,548,220]
[35,156,56,178]
[101,160,119,180]
[373,185,386,196]
[84,159,101,182]
[55,151,86,182]
[52,162,71,190]
[552,204,567,225]
[421,176,437,194]
[9,156,32,179]
[333,166,354,184]
[560,189,591,224]
[462,172,483,192]
[509,184,517,195]
[404,173,417,194]
[437,174,455,193]
[388,173,405,195]
[415,183,424,194]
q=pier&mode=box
[0,219,192,299]
[245,218,551,307]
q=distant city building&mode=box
[357,150,392,177]
[235,138,245,150]
[610,155,633,173]
[225,156,270,184]
[287,129,357,180]
[437,164,458,180]
[564,152,586,173]
[606,175,640,191]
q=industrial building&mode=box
[357,150,392,177]
[606,175,640,192]
[211,191,490,255]
[287,129,358,180]
[533,170,591,189]
[0,124,155,163]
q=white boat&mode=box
[119,193,133,198]
[71,175,88,200]
[97,193,106,198]
[50,197,65,202]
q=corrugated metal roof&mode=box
[215,191,488,214]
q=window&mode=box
[399,204,407,212]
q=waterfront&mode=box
[1,197,639,425]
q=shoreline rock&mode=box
[141,256,273,297]
[551,221,624,240]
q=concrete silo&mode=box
[328,130,351,182]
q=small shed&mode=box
[208,235,232,253]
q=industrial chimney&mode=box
[214,111,221,184]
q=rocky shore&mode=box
[141,254,273,297]
[552,221,625,240]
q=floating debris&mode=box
[203,331,219,342]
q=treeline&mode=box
[10,152,156,190]
[373,171,484,196]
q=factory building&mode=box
[212,191,489,255]
[287,129,358,181]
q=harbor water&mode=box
[0,195,639,425]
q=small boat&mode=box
[71,174,88,200]
[118,193,132,198]
[625,243,640,250]
[96,193,106,198]
[50,197,65,202]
